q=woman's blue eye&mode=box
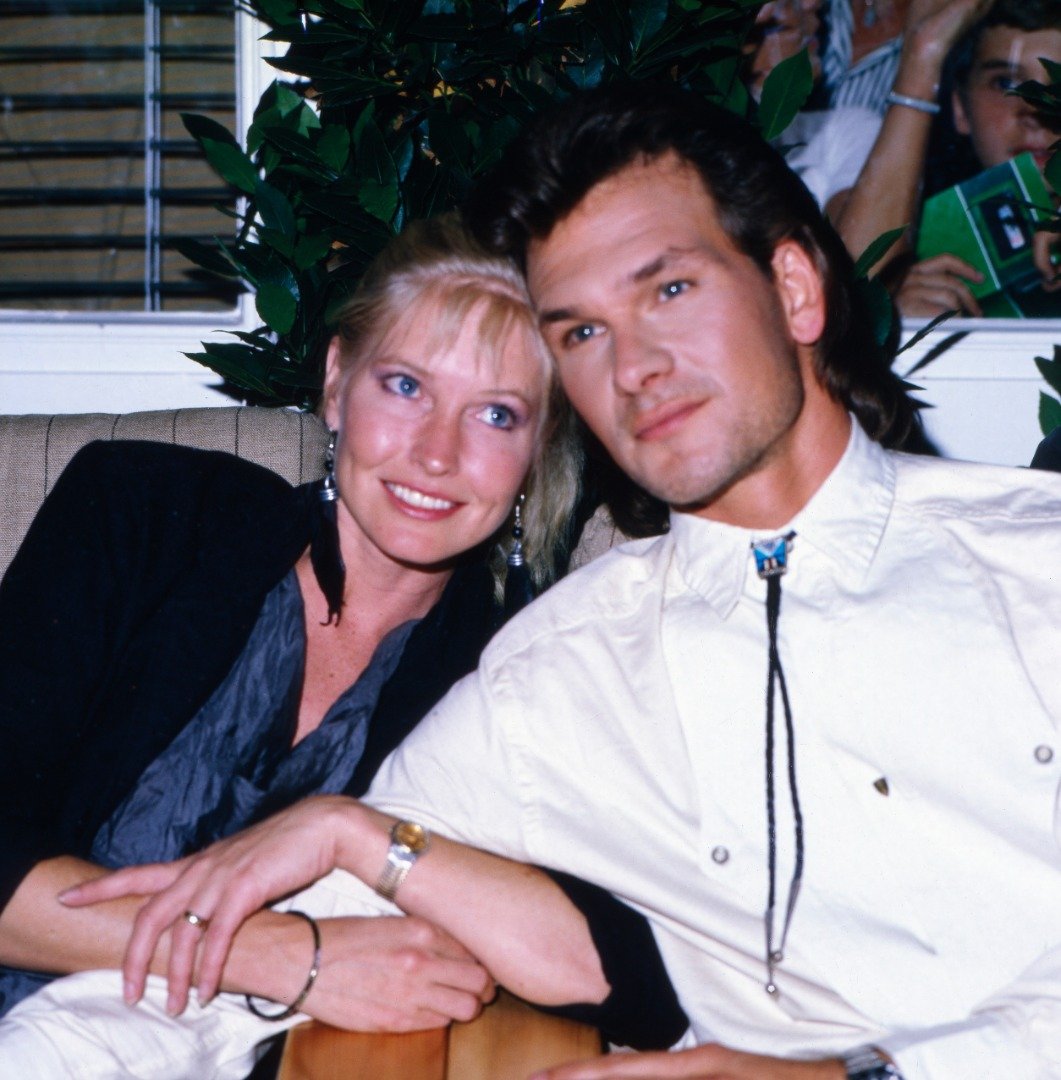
[479,404,516,430]
[384,373,420,397]
[995,75,1020,92]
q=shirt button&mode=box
[1034,745,1054,764]
[711,846,730,865]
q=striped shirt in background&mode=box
[822,0,904,114]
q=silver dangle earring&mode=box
[503,493,534,619]
[507,493,526,569]
[319,430,340,503]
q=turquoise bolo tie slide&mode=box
[751,533,794,579]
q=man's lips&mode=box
[632,398,704,441]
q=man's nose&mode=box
[612,326,675,394]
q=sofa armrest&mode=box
[277,990,603,1080]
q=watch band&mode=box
[375,819,431,901]
[842,1046,904,1080]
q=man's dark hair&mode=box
[466,82,917,455]
[951,0,1061,92]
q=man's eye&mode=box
[478,404,517,430]
[562,324,597,348]
[660,279,691,299]
[383,373,420,398]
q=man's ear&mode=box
[771,239,825,346]
[321,337,345,430]
[952,87,972,136]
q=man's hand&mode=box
[283,915,494,1031]
[528,1044,846,1080]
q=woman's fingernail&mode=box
[56,888,75,903]
[123,980,137,1005]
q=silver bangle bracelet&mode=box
[244,910,322,1022]
[885,91,940,115]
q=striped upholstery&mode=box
[0,407,330,579]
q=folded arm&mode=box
[63,795,609,1016]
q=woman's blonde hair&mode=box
[324,212,581,596]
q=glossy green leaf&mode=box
[758,49,814,141]
[294,233,335,270]
[854,227,907,279]
[256,280,299,334]
[254,0,301,26]
[1046,150,1061,197]
[254,179,297,237]
[1039,391,1061,436]
[1036,348,1061,395]
[182,112,239,148]
[202,140,259,195]
[317,125,351,171]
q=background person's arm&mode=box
[828,0,991,271]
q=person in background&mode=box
[894,0,1061,315]
[822,0,912,112]
[746,0,885,215]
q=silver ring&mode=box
[183,910,209,931]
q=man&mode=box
[364,83,1060,1077]
[13,84,1061,1079]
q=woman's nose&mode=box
[413,410,461,474]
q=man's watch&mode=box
[842,1046,904,1080]
[375,819,431,901]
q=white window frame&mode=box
[0,9,282,414]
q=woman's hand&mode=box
[894,253,984,317]
[297,915,494,1030]
[527,1044,845,1080]
[60,794,358,1011]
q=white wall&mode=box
[896,319,1057,467]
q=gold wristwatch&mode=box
[375,819,431,901]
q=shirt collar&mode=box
[668,421,895,616]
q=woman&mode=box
[0,213,587,1028]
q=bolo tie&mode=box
[750,531,803,996]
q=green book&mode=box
[916,152,1060,318]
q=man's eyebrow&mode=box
[538,248,700,325]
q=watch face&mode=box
[392,820,429,852]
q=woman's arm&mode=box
[2,852,492,1030]
[63,795,610,1018]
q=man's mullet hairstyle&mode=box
[467,82,918,449]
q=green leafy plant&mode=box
[179,0,820,407]
[1037,346,1061,435]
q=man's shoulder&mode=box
[891,449,1061,526]
[485,531,673,664]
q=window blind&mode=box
[0,0,240,314]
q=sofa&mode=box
[0,406,330,580]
